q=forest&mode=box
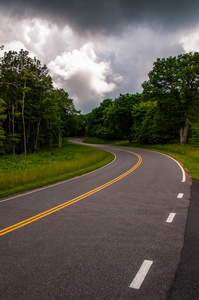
[0,48,85,155]
[87,52,199,145]
[0,49,199,156]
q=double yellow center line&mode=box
[0,149,142,236]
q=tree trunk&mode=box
[22,79,27,155]
[8,111,11,139]
[49,124,53,150]
[26,115,31,147]
[35,117,41,150]
[49,134,52,150]
[59,133,62,148]
[180,118,189,145]
[12,104,15,155]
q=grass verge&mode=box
[0,139,114,199]
[83,137,199,182]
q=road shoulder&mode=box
[168,181,199,299]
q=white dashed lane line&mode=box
[129,260,153,290]
[177,193,184,198]
[166,213,176,223]
[129,182,186,291]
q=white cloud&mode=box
[23,19,51,48]
[48,42,118,100]
[180,26,199,52]
[3,41,26,53]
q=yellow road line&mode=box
[0,148,142,236]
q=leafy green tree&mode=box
[142,52,199,144]
[0,49,54,153]
[86,94,142,141]
[50,88,80,147]
[103,93,141,141]
[189,122,199,144]
[131,100,178,144]
[86,98,112,137]
[0,48,82,154]
[26,66,53,151]
[0,50,21,154]
[71,114,86,137]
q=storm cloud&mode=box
[2,0,199,33]
[0,0,199,112]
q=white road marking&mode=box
[129,260,153,290]
[166,213,176,223]
[177,193,184,198]
[154,152,186,182]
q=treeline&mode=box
[0,48,84,154]
[1,49,199,155]
[86,52,199,145]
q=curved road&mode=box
[0,141,191,299]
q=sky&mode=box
[0,0,199,113]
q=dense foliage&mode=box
[1,49,199,155]
[86,52,199,145]
[0,49,83,154]
[142,52,199,144]
[86,94,141,142]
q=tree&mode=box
[49,88,78,148]
[20,71,32,155]
[0,49,54,153]
[86,94,142,141]
[103,93,141,141]
[131,100,178,144]
[0,50,20,154]
[86,98,112,137]
[142,52,199,144]
[189,122,199,144]
[0,48,82,154]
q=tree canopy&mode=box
[142,52,199,144]
[0,49,82,154]
[86,53,199,145]
[1,49,199,154]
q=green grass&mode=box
[0,139,114,199]
[83,137,199,182]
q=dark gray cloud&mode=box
[1,0,199,113]
[1,0,199,35]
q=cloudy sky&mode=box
[1,0,199,113]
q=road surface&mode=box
[0,141,191,299]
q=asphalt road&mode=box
[0,141,191,299]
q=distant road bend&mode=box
[0,139,191,299]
